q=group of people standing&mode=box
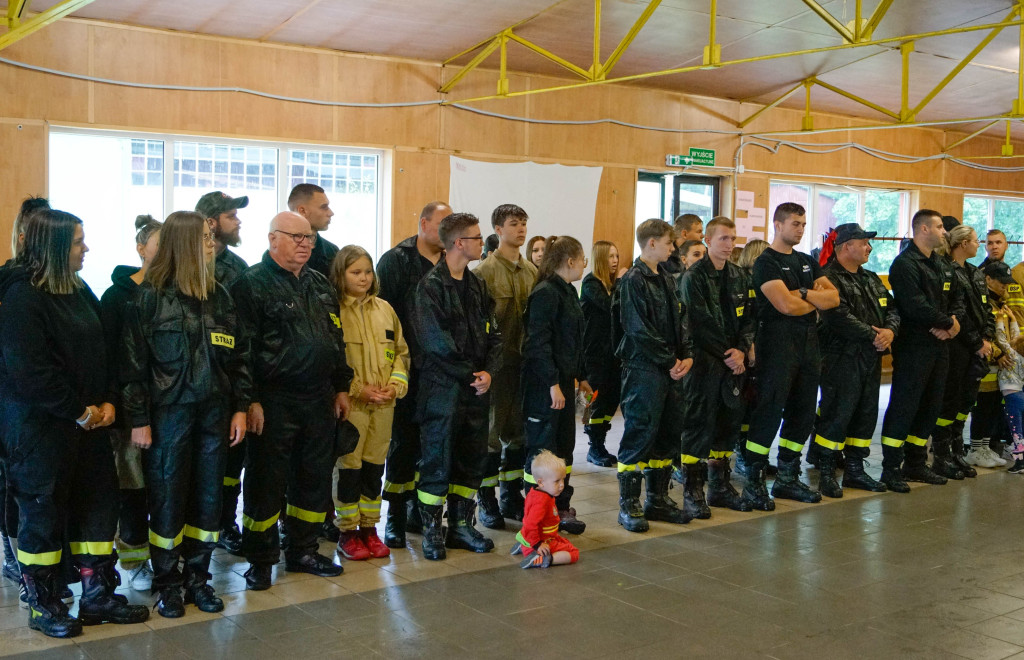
[0,185,1014,639]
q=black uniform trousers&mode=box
[415,375,489,506]
[814,347,881,460]
[745,323,821,464]
[680,356,745,463]
[880,339,949,468]
[523,375,577,509]
[219,440,246,530]
[382,375,420,503]
[971,386,1008,443]
[618,365,685,471]
[935,341,982,439]
[586,366,622,429]
[0,404,118,577]
[0,460,18,542]
[242,392,335,565]
[144,400,228,589]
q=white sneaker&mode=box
[967,449,1000,468]
[984,446,1008,467]
[127,562,154,592]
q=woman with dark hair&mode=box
[527,235,547,268]
[0,209,149,638]
[100,214,162,591]
[121,211,251,618]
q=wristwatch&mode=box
[799,287,808,300]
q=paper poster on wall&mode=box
[449,157,604,280]
[736,207,767,241]
[735,190,755,212]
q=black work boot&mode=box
[903,444,948,485]
[77,563,149,625]
[445,496,494,553]
[405,496,423,535]
[217,523,243,555]
[498,478,525,521]
[616,471,649,533]
[930,427,965,480]
[383,496,407,549]
[706,458,753,511]
[1,533,18,583]
[842,454,887,492]
[771,456,822,503]
[183,563,223,613]
[585,423,617,467]
[643,467,691,525]
[555,478,586,534]
[950,421,977,477]
[740,460,775,511]
[680,462,712,519]
[23,569,82,638]
[476,487,505,530]
[243,564,272,591]
[880,445,911,493]
[420,502,446,560]
[817,450,843,499]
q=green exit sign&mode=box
[666,148,716,167]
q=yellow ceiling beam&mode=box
[439,36,502,94]
[6,0,30,29]
[800,0,855,43]
[599,0,662,78]
[1,0,95,51]
[506,31,592,80]
[942,120,1002,152]
[812,77,900,120]
[860,0,893,41]
[738,81,804,128]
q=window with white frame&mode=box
[48,129,387,295]
[768,182,911,274]
[962,195,1024,267]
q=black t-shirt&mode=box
[752,247,823,325]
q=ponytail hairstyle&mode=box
[946,224,976,255]
[17,208,83,294]
[537,235,584,285]
[330,244,379,299]
[591,240,618,293]
[12,196,50,258]
[146,211,214,300]
[134,213,163,248]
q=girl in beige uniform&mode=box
[330,246,410,560]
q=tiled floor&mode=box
[5,386,1024,659]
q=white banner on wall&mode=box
[449,156,604,274]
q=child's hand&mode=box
[536,541,551,557]
[550,384,565,410]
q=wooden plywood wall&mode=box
[0,19,1022,264]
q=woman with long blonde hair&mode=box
[121,210,251,618]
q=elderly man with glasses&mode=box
[229,211,354,590]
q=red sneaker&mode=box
[337,530,370,560]
[361,527,391,558]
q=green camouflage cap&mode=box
[195,191,249,219]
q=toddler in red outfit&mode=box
[516,451,579,568]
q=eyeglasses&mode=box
[273,230,317,246]
[202,232,215,244]
[457,235,484,242]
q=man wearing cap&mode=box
[196,191,250,555]
[288,184,338,280]
[813,224,899,498]
[878,209,964,491]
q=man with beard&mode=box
[288,184,338,280]
[196,192,249,554]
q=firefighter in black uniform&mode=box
[0,210,149,638]
[743,203,839,509]
[122,211,252,617]
[813,224,899,498]
[678,217,755,517]
[376,201,450,548]
[931,222,994,480]
[614,219,693,533]
[196,191,250,554]
[879,209,964,491]
[289,183,339,280]
[231,212,353,590]
[411,212,502,561]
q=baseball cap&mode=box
[983,260,1016,285]
[834,223,877,246]
[195,191,249,219]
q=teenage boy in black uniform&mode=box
[231,212,353,590]
[289,183,339,280]
[879,209,963,491]
[376,201,450,548]
[411,212,502,560]
[678,217,755,517]
[614,219,693,533]
[814,224,899,497]
[743,203,839,509]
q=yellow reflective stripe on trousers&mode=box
[118,547,150,562]
[480,475,499,488]
[448,484,476,500]
[69,541,115,556]
[565,464,573,475]
[905,435,928,447]
[935,418,954,427]
[647,458,673,469]
[745,440,770,455]
[617,462,646,472]
[778,438,804,453]
[813,435,844,451]
[524,472,537,484]
[335,503,358,519]
[149,528,184,550]
[183,526,220,543]
[417,490,445,506]
[679,454,702,465]
[383,478,416,494]
[881,436,904,448]
[242,511,280,533]
[709,450,732,459]
[286,504,326,524]
[845,437,872,448]
[17,548,62,566]
[223,476,241,487]
[956,412,969,421]
[499,470,524,481]
[358,497,381,514]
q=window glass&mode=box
[962,196,990,267]
[768,182,811,252]
[635,179,664,227]
[863,190,902,274]
[994,199,1024,267]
